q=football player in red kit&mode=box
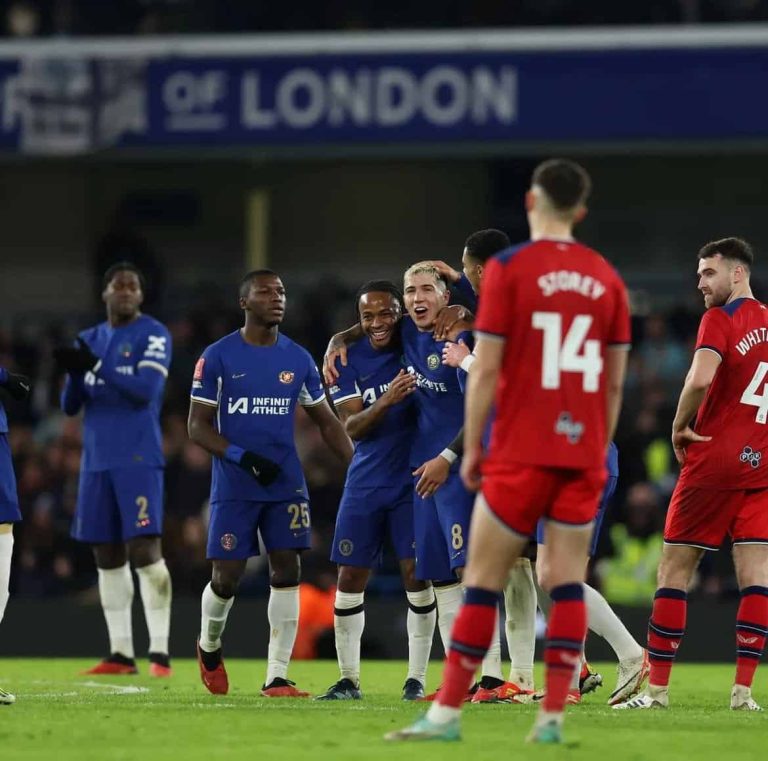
[616,237,768,713]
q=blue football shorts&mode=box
[331,483,415,567]
[413,469,474,581]
[72,467,164,543]
[207,498,312,560]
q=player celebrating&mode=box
[615,238,768,712]
[0,366,31,703]
[55,263,173,676]
[189,269,353,697]
[316,280,436,701]
[387,158,630,743]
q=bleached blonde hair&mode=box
[403,262,448,292]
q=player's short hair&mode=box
[531,158,592,213]
[698,237,754,269]
[102,261,146,290]
[464,228,511,263]
[354,280,403,315]
[239,268,280,298]
[403,262,448,292]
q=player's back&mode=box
[684,297,768,488]
[476,239,630,472]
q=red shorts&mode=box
[481,465,606,537]
[664,483,768,550]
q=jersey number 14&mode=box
[532,312,603,392]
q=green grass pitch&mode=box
[1,659,765,760]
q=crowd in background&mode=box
[2,0,768,39]
[0,265,743,606]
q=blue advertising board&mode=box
[0,33,766,154]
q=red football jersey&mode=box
[680,298,768,489]
[475,239,630,472]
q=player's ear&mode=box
[524,189,536,212]
[238,295,248,310]
[573,205,588,224]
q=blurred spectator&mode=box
[4,1,41,37]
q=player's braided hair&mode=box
[354,280,403,318]
[102,261,146,290]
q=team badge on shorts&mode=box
[220,533,238,551]
[427,354,440,371]
[338,539,354,557]
[279,371,295,384]
[740,446,762,469]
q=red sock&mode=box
[438,587,497,709]
[735,586,768,688]
[647,588,687,688]
[543,584,586,713]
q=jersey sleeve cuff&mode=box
[474,330,506,343]
[695,345,724,359]
[300,395,327,407]
[607,342,632,350]
[138,360,169,377]
[331,392,362,405]
[190,395,218,407]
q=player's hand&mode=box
[382,370,416,406]
[671,426,712,466]
[238,451,281,486]
[460,446,483,492]
[54,338,100,374]
[433,305,471,342]
[413,455,451,498]
[442,339,471,369]
[0,371,31,401]
[426,260,461,284]
[322,335,348,385]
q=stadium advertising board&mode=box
[0,29,766,154]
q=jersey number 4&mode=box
[532,312,603,392]
[741,361,768,424]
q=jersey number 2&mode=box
[532,312,603,392]
[741,361,768,424]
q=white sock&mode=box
[334,590,365,685]
[199,582,234,652]
[0,530,13,625]
[427,702,461,724]
[584,584,643,662]
[265,586,300,685]
[504,558,537,690]
[434,583,463,656]
[406,588,436,684]
[135,559,172,655]
[481,606,503,681]
[97,563,135,659]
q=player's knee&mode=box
[92,543,127,569]
[269,551,301,588]
[338,565,369,593]
[399,561,427,593]
[128,537,163,569]
[211,567,241,598]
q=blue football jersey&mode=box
[453,274,479,312]
[328,337,414,490]
[190,330,326,502]
[61,315,171,472]
[401,318,473,466]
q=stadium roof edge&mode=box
[1,23,768,58]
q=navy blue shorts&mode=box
[207,499,312,560]
[73,467,164,543]
[331,484,414,567]
[535,473,618,556]
[413,470,474,581]
[0,434,21,523]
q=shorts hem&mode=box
[663,539,720,551]
[480,496,533,541]
[544,516,595,529]
[732,538,768,545]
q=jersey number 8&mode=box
[532,312,603,392]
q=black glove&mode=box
[0,372,31,401]
[54,338,100,374]
[238,451,281,487]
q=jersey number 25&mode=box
[532,312,603,392]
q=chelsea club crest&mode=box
[427,353,440,371]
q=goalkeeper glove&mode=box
[225,445,281,487]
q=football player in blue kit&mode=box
[55,263,174,677]
[316,281,436,702]
[0,366,31,703]
[188,269,353,698]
